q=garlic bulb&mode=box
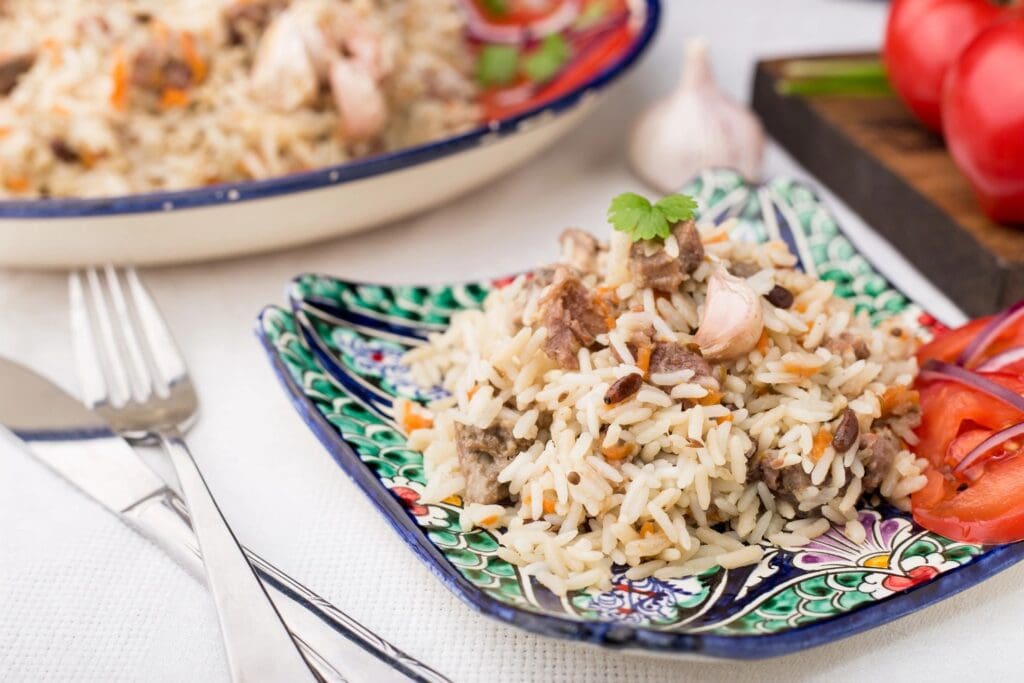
[629,38,764,193]
[695,267,764,361]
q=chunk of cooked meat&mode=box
[648,342,713,384]
[559,228,601,274]
[50,139,80,164]
[130,41,195,91]
[538,267,608,370]
[824,332,870,361]
[604,373,643,405]
[754,456,812,504]
[454,422,526,505]
[860,430,901,491]
[630,219,704,291]
[0,52,34,95]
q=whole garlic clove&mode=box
[629,37,765,193]
[695,267,765,361]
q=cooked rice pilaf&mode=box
[401,220,927,595]
[0,0,478,197]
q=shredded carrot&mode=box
[601,443,636,461]
[160,87,189,108]
[716,414,733,424]
[542,499,556,514]
[639,521,655,538]
[793,301,808,313]
[41,38,62,66]
[50,104,69,117]
[179,31,207,83]
[466,384,479,400]
[605,315,617,330]
[698,391,724,406]
[782,362,821,379]
[702,229,729,245]
[880,386,920,416]
[398,400,433,433]
[0,126,11,138]
[479,514,499,526]
[110,48,128,111]
[811,428,832,462]
[522,495,531,506]
[79,150,98,169]
[757,330,770,355]
[636,346,652,377]
[4,176,29,193]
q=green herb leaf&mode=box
[477,44,520,87]
[608,192,699,242]
[522,35,571,84]
[654,194,698,224]
[480,0,510,17]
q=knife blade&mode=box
[0,357,450,683]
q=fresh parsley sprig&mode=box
[607,192,699,242]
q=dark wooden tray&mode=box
[752,53,1017,317]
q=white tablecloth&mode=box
[2,1,1019,680]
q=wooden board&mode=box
[752,53,1019,317]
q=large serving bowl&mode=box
[0,1,659,268]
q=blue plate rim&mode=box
[256,301,1024,659]
[0,0,660,219]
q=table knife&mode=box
[0,356,449,683]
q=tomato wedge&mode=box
[913,452,1024,544]
[912,307,1024,544]
[915,371,1024,466]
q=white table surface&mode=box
[1,1,1017,680]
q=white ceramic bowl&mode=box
[0,1,659,268]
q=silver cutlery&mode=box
[68,265,315,681]
[0,355,449,683]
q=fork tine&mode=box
[84,266,133,407]
[68,271,110,408]
[125,267,187,394]
[103,264,156,400]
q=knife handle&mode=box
[123,489,450,683]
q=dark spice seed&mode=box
[832,408,860,453]
[567,471,581,485]
[603,372,643,405]
[890,327,903,337]
[50,139,79,163]
[765,285,795,309]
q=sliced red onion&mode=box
[977,346,1024,373]
[919,359,1024,412]
[953,421,1024,474]
[958,300,1024,367]
[461,0,582,45]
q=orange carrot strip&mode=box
[110,48,128,111]
[698,391,724,406]
[636,346,652,376]
[4,176,29,193]
[601,443,636,461]
[811,428,832,462]
[179,31,207,83]
[160,87,189,108]
[479,514,499,526]
[757,330,770,355]
[542,499,556,514]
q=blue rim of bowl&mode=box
[1,0,660,219]
[255,303,1024,659]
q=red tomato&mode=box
[475,0,564,23]
[942,14,1024,225]
[916,311,1024,366]
[883,0,1005,133]
[915,371,1024,466]
[913,451,1024,544]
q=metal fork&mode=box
[69,266,316,682]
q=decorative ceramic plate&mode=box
[257,169,1024,659]
[0,0,659,268]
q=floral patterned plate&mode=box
[257,169,1024,659]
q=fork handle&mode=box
[124,482,448,683]
[158,428,316,682]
